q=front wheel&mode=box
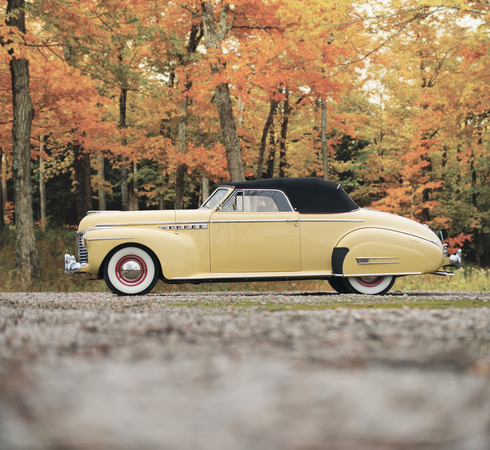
[344,275,395,295]
[104,246,159,296]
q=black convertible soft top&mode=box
[220,177,359,214]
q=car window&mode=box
[222,190,292,212]
[200,188,229,210]
[222,191,243,211]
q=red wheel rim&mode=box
[355,276,384,288]
[115,254,148,287]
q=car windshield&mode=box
[200,188,229,210]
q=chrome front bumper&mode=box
[64,232,87,275]
[64,254,81,275]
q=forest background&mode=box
[1,0,490,289]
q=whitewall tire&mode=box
[104,246,159,296]
[344,275,395,295]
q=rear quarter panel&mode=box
[337,228,444,276]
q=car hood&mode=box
[78,209,212,231]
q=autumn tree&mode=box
[1,0,40,287]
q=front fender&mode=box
[334,228,444,276]
[82,226,209,279]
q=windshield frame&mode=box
[200,187,233,210]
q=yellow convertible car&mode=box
[64,178,462,295]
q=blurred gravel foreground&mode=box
[1,291,490,450]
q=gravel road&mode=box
[1,290,490,450]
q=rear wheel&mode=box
[344,275,395,295]
[328,277,350,294]
[104,246,159,296]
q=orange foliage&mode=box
[2,0,490,263]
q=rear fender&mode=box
[335,228,444,276]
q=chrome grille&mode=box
[77,232,88,265]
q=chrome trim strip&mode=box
[210,219,298,224]
[173,272,330,280]
[96,221,209,227]
[341,226,444,249]
[87,237,135,241]
[159,224,208,230]
[172,271,423,280]
[300,219,364,223]
[346,272,423,277]
[356,257,400,265]
[357,256,401,259]
[357,262,401,265]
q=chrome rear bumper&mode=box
[449,249,463,269]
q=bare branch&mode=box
[340,12,424,66]
[336,3,487,29]
[181,4,200,19]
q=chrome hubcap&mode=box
[120,260,142,281]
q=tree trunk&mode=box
[174,24,203,208]
[133,162,138,210]
[129,162,139,211]
[237,97,244,125]
[175,95,188,209]
[201,2,244,182]
[214,83,244,181]
[470,149,481,265]
[421,152,432,223]
[1,152,7,225]
[97,154,106,210]
[321,100,329,181]
[7,0,40,288]
[279,90,291,178]
[73,145,93,222]
[120,88,129,211]
[257,99,278,180]
[39,135,47,227]
[266,124,277,179]
[202,174,210,204]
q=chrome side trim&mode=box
[159,224,208,230]
[300,219,364,223]
[356,257,400,265]
[96,221,209,227]
[345,272,423,277]
[210,219,298,224]
[173,272,328,280]
[172,271,423,281]
[87,237,135,241]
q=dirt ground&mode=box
[1,290,490,450]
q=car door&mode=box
[210,189,301,273]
